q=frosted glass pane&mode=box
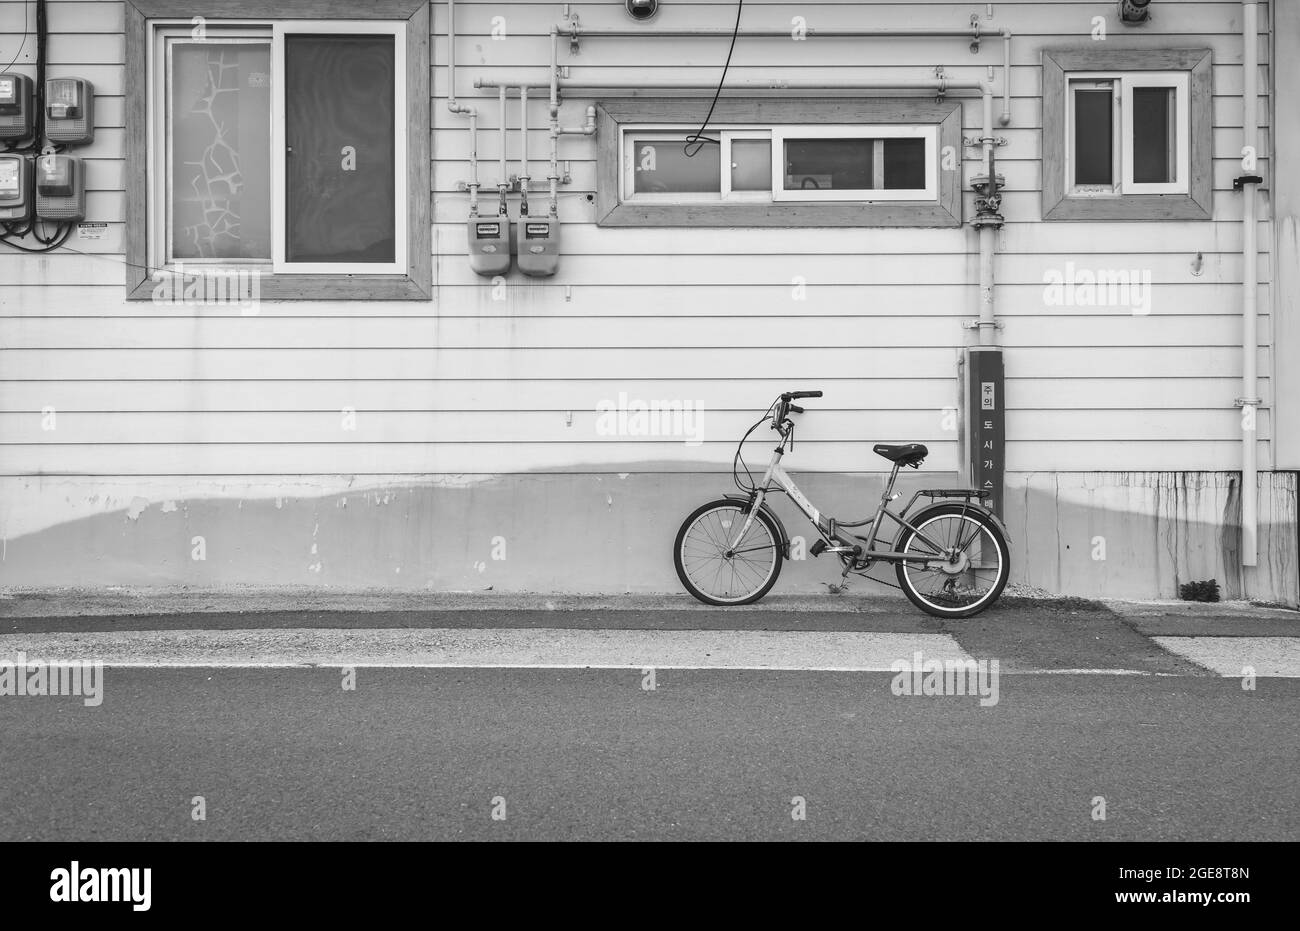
[631,139,720,193]
[730,139,770,192]
[169,42,271,260]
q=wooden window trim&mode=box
[595,98,963,228]
[124,0,431,300]
[1042,47,1212,221]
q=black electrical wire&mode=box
[1,0,30,74]
[683,0,743,158]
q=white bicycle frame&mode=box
[727,421,976,571]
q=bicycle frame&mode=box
[728,435,979,571]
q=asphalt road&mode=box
[2,666,1296,841]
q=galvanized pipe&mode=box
[446,0,480,213]
[519,84,530,215]
[497,85,509,214]
[1241,0,1261,567]
[552,22,1013,126]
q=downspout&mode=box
[1240,0,1262,567]
[446,0,480,214]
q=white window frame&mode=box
[621,127,754,204]
[1066,71,1190,197]
[147,19,407,275]
[619,123,939,205]
[770,124,938,202]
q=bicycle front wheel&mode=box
[894,504,1010,618]
[674,500,783,606]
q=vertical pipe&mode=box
[979,86,997,346]
[1000,29,1013,126]
[467,109,479,214]
[446,1,479,216]
[1242,1,1260,567]
[549,27,561,217]
[498,85,509,214]
[519,85,530,215]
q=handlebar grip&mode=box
[784,390,823,400]
[788,404,805,414]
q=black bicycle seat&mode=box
[873,443,928,466]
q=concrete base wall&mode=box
[0,471,1295,605]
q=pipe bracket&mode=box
[1234,398,1263,407]
[567,15,581,54]
[1233,174,1264,191]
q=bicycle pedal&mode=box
[809,539,828,558]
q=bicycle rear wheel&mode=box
[674,499,783,606]
[894,504,1010,618]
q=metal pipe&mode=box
[446,0,471,116]
[480,76,995,180]
[553,22,1014,126]
[497,85,508,214]
[550,26,560,118]
[519,85,530,215]
[978,93,997,347]
[1241,0,1260,567]
[466,108,479,214]
[548,105,596,217]
[446,1,480,216]
[999,28,1012,125]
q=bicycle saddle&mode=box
[873,443,928,466]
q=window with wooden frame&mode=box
[597,98,963,227]
[124,0,430,300]
[1042,48,1211,221]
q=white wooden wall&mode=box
[0,0,1275,477]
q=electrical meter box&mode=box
[45,77,94,145]
[516,218,560,277]
[467,217,511,276]
[35,153,84,221]
[0,72,34,140]
[0,154,32,221]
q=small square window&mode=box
[1066,72,1189,197]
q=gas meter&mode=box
[467,216,511,276]
[515,218,560,278]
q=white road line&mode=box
[1152,636,1300,678]
[0,628,973,672]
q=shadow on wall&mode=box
[0,468,1295,605]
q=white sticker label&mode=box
[0,161,17,192]
[77,221,108,240]
[981,382,996,410]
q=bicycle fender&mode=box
[896,500,1013,547]
[723,493,792,560]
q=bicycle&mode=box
[672,390,1011,618]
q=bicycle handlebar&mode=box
[782,390,823,400]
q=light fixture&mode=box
[626,0,658,22]
[1118,0,1152,25]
